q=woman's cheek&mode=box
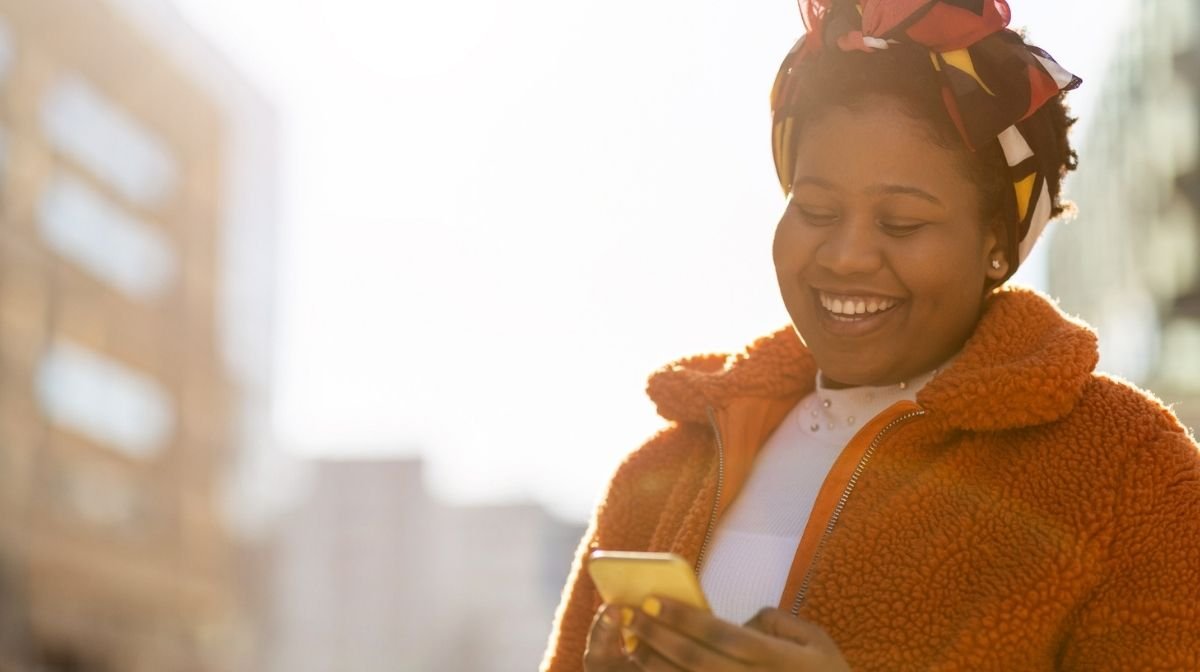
[771,222,792,269]
[773,219,809,269]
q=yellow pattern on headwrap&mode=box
[781,117,797,194]
[941,49,997,97]
[772,121,785,193]
[1014,173,1036,222]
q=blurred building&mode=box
[0,0,282,670]
[262,458,584,672]
[1050,0,1200,431]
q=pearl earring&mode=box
[991,259,1002,270]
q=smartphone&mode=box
[587,550,711,612]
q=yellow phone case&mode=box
[587,550,711,612]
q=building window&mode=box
[34,340,176,459]
[0,15,12,85]
[37,171,178,300]
[39,73,179,208]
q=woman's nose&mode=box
[814,216,884,276]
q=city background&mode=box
[0,0,1194,670]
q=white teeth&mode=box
[818,292,898,317]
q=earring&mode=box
[991,259,1002,270]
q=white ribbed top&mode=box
[698,369,938,624]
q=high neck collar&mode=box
[797,366,941,443]
[645,287,1099,433]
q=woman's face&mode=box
[773,97,1009,388]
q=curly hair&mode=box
[776,35,1078,270]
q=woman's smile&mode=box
[810,287,905,337]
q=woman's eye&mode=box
[880,220,927,236]
[793,204,838,225]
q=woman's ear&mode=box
[983,220,1011,282]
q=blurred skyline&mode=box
[169,0,1131,522]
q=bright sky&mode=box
[170,0,1127,522]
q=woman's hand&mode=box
[583,603,639,671]
[625,596,852,671]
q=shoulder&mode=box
[608,423,710,489]
[585,422,715,551]
[1078,373,1191,437]
[1073,373,1199,472]
[595,423,709,513]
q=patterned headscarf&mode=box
[771,0,1081,265]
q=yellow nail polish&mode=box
[642,596,662,617]
[622,629,639,653]
[619,607,638,652]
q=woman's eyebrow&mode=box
[793,177,943,207]
[870,184,944,206]
[792,175,839,191]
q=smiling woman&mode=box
[777,99,1007,387]
[541,1,1200,671]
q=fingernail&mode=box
[622,629,638,653]
[620,607,638,652]
[642,596,662,617]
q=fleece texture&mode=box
[540,287,1200,671]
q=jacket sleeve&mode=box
[1058,427,1200,670]
[539,424,697,672]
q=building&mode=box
[263,458,585,672]
[0,0,280,669]
[1049,0,1200,431]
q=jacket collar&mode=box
[645,287,1099,433]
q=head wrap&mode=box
[771,0,1081,265]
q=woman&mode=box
[542,1,1200,670]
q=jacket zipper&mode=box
[694,405,726,575]
[789,408,926,615]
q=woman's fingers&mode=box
[630,596,771,666]
[628,644,688,672]
[744,609,851,672]
[584,604,635,671]
[622,598,853,672]
[628,608,742,672]
[743,607,827,646]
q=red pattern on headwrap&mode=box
[903,1,1010,51]
[859,0,944,37]
[800,0,1012,54]
[940,86,970,148]
[1024,63,1061,120]
[787,0,1077,151]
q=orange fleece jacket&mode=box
[541,287,1200,671]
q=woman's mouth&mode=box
[814,289,903,335]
